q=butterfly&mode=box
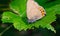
[27,0,46,23]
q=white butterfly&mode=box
[27,0,46,23]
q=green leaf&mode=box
[2,0,60,33]
[54,5,60,14]
[10,0,27,16]
[2,8,56,32]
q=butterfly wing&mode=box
[27,0,46,23]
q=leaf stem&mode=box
[0,25,12,36]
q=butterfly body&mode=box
[27,0,46,23]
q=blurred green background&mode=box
[0,0,60,36]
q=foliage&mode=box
[1,0,60,33]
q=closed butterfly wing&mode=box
[27,0,46,23]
